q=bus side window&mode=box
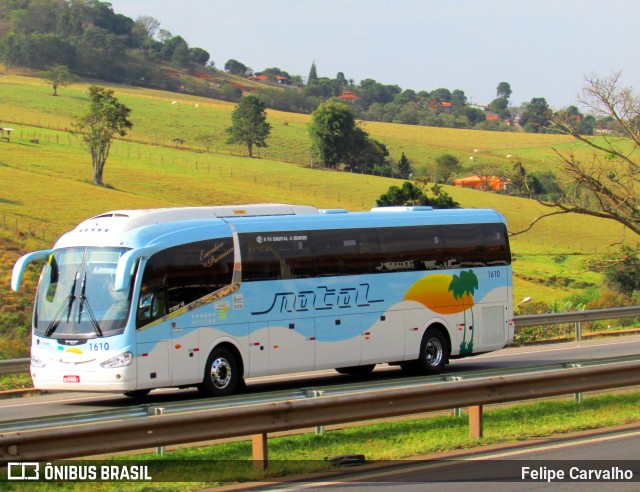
[484,224,511,266]
[137,287,167,324]
[136,238,234,328]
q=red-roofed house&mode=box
[454,175,508,191]
[338,91,360,100]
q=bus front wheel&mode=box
[198,346,240,397]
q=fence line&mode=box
[1,126,389,212]
[1,116,401,178]
[0,213,60,244]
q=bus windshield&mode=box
[34,247,132,339]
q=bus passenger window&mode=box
[137,238,234,328]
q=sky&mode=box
[107,0,640,108]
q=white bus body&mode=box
[12,204,513,397]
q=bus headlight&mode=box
[31,355,46,368]
[100,352,133,368]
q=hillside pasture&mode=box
[0,73,634,310]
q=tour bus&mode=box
[11,204,513,397]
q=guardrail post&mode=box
[252,433,268,473]
[469,405,483,439]
[443,376,464,416]
[303,388,326,435]
[575,321,582,341]
[563,362,583,402]
[147,406,166,455]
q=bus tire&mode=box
[415,328,449,374]
[198,346,239,397]
[123,389,151,398]
[335,364,376,376]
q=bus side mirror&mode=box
[115,247,155,292]
[11,250,52,291]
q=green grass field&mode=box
[0,71,633,322]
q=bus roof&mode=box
[53,204,507,251]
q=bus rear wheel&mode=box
[416,329,448,374]
[402,329,449,375]
[198,346,240,397]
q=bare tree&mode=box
[515,72,640,237]
[136,15,161,39]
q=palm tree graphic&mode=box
[448,270,479,355]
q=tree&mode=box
[346,127,389,174]
[225,95,271,158]
[376,180,459,209]
[39,64,77,96]
[451,89,467,109]
[73,86,132,186]
[516,72,640,238]
[377,181,430,207]
[496,82,512,100]
[554,105,595,135]
[397,152,412,179]
[170,38,191,70]
[308,61,318,85]
[434,153,461,183]
[603,246,640,295]
[430,88,452,103]
[488,97,510,120]
[189,47,210,66]
[308,101,357,168]
[224,59,250,76]
[520,97,551,133]
[136,15,160,39]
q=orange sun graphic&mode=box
[403,273,474,315]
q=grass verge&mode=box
[5,391,639,491]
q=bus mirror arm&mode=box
[114,247,156,292]
[11,250,52,292]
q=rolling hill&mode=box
[0,71,631,355]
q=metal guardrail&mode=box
[0,358,29,376]
[1,355,633,434]
[2,306,639,376]
[1,358,639,463]
[514,305,640,327]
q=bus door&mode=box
[135,259,172,388]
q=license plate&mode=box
[63,375,80,383]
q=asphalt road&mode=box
[1,335,639,423]
[215,425,640,492]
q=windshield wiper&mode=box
[77,272,103,337]
[45,272,78,337]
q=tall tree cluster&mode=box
[0,0,210,88]
[308,101,391,175]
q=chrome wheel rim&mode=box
[210,357,232,389]
[425,337,444,367]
